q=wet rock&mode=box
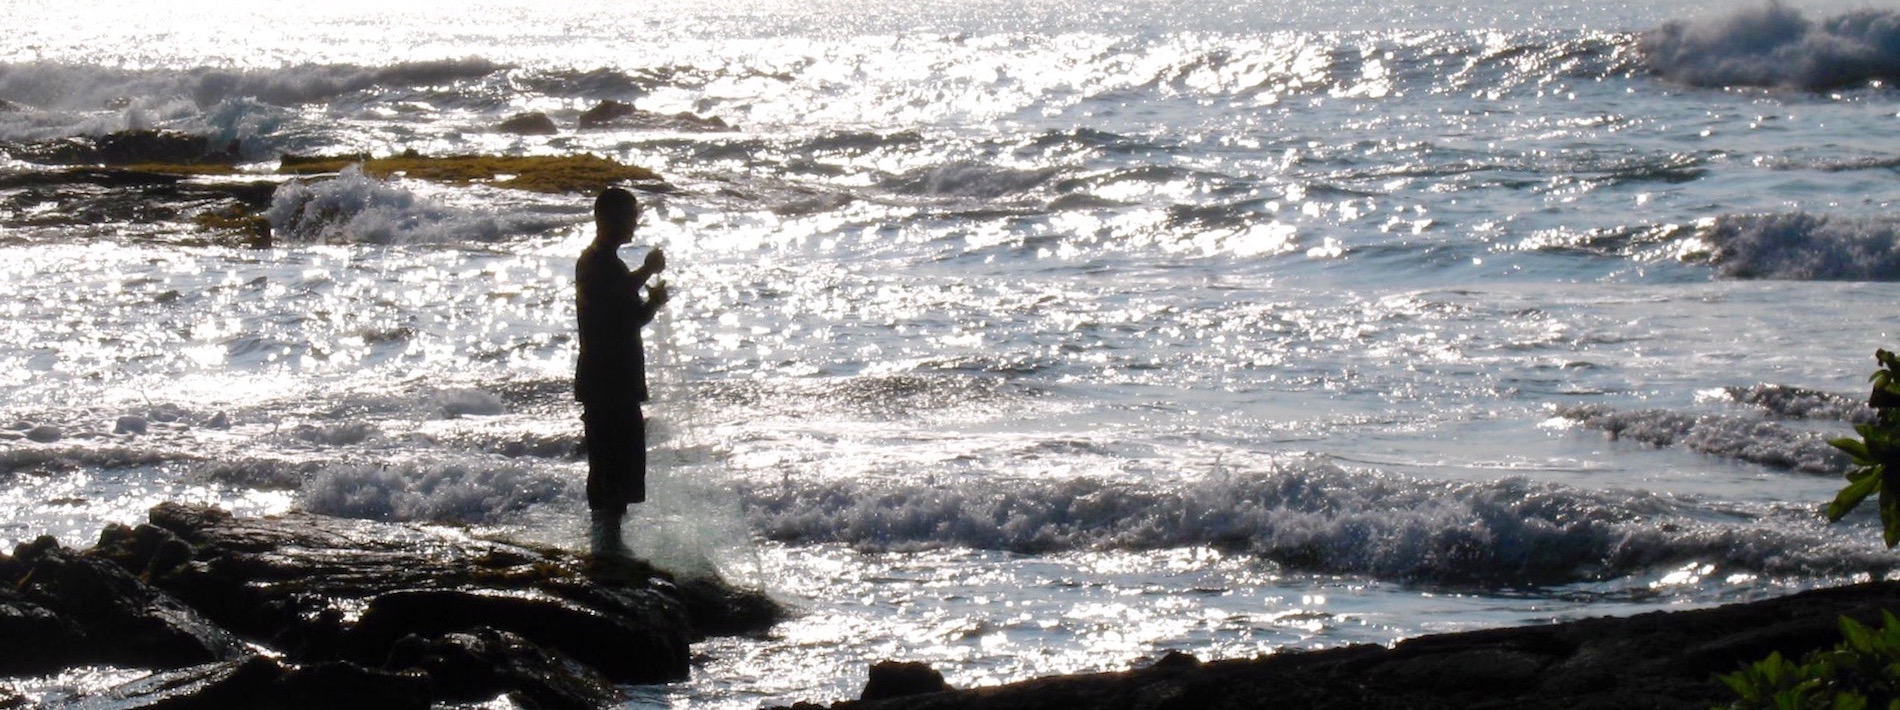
[73,656,283,710]
[206,412,231,430]
[1149,650,1201,671]
[116,415,149,435]
[387,628,620,708]
[70,656,430,710]
[347,587,689,684]
[861,661,951,701]
[498,111,560,135]
[274,660,432,710]
[78,503,782,706]
[578,99,733,132]
[578,99,639,128]
[0,535,245,675]
[25,424,61,443]
[790,581,1900,710]
[149,403,187,423]
[14,130,241,167]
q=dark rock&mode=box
[578,99,638,128]
[348,588,689,684]
[79,503,780,702]
[0,593,82,674]
[115,415,149,435]
[387,628,620,708]
[94,522,196,579]
[577,99,733,132]
[791,581,1900,710]
[498,112,560,135]
[26,424,62,443]
[14,130,241,167]
[70,656,283,710]
[861,661,950,701]
[0,535,244,675]
[273,661,431,710]
[69,657,428,710]
[1149,650,1201,671]
[12,503,781,708]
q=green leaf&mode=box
[1881,482,1900,548]
[1836,437,1876,464]
[1844,616,1876,653]
[1830,470,1883,522]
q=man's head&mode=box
[593,187,639,244]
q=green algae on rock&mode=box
[279,151,668,193]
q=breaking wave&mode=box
[1696,212,1900,281]
[265,166,571,244]
[1640,3,1900,90]
[741,462,1887,586]
[1557,403,1847,475]
[1721,384,1872,423]
[0,58,510,112]
[300,461,576,525]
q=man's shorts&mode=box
[582,406,646,509]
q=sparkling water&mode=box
[3,0,1900,706]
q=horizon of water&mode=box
[3,0,1900,706]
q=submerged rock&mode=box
[24,425,61,443]
[578,99,734,132]
[55,502,785,707]
[578,99,638,128]
[498,111,560,136]
[115,415,149,435]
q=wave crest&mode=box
[300,461,575,525]
[1557,403,1847,475]
[742,463,1880,585]
[264,166,567,244]
[1696,212,1900,281]
[1641,3,1900,90]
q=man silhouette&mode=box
[575,187,668,559]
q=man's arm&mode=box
[633,247,668,326]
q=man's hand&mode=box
[648,279,670,308]
[642,247,667,275]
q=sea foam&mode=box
[1697,212,1900,281]
[300,461,575,525]
[1640,3,1900,90]
[1557,403,1847,475]
[740,461,1884,585]
[265,166,567,245]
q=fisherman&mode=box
[575,187,669,559]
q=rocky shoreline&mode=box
[784,581,1900,710]
[0,503,781,708]
[8,502,1898,709]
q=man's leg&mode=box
[582,408,637,559]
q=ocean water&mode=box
[3,0,1900,706]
